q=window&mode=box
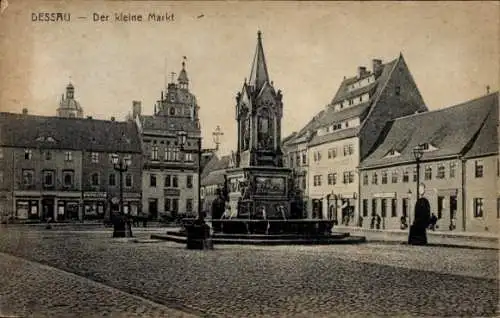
[22,170,34,186]
[343,172,349,184]
[473,198,484,218]
[169,107,175,115]
[402,198,409,218]
[151,145,159,161]
[62,170,74,187]
[187,175,193,188]
[109,173,116,186]
[403,169,409,183]
[301,177,306,190]
[475,160,484,178]
[295,153,300,166]
[413,168,417,182]
[173,148,180,161]
[391,198,397,217]
[363,173,368,185]
[449,162,456,178]
[497,197,500,219]
[150,174,157,187]
[381,171,388,184]
[185,153,193,162]
[91,173,100,186]
[348,171,354,184]
[371,199,377,216]
[24,149,32,160]
[362,199,368,217]
[64,151,72,161]
[437,165,445,179]
[0,148,3,159]
[327,173,335,185]
[302,152,307,165]
[313,175,322,186]
[381,198,387,218]
[125,174,132,187]
[372,172,378,185]
[44,151,52,160]
[391,171,398,183]
[43,170,54,187]
[289,155,294,167]
[172,175,178,188]
[186,199,193,213]
[164,198,171,212]
[165,175,171,187]
[91,152,99,163]
[395,86,401,96]
[424,166,432,180]
[343,144,354,156]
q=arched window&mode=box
[169,107,175,115]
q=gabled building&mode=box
[0,110,142,223]
[284,54,427,222]
[133,60,202,219]
[359,92,498,233]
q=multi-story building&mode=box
[284,54,427,222]
[359,92,498,233]
[134,60,202,220]
[0,109,142,223]
[200,154,231,215]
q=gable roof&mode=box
[360,92,498,169]
[0,112,142,153]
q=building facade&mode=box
[284,54,427,223]
[359,92,498,233]
[0,110,142,223]
[134,60,202,220]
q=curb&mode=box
[366,239,499,251]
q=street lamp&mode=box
[111,153,132,237]
[412,144,425,199]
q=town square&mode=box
[0,1,499,317]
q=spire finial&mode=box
[182,56,187,69]
[486,85,490,94]
[257,30,262,39]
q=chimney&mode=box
[110,116,115,122]
[132,100,142,119]
[22,108,28,115]
[372,59,383,76]
[357,66,367,78]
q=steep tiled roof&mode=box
[0,112,142,153]
[317,102,371,126]
[360,92,498,169]
[200,155,231,186]
[463,93,499,158]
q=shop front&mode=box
[15,198,39,221]
[83,192,107,220]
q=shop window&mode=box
[473,198,484,218]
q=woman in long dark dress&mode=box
[408,197,431,245]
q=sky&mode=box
[0,1,498,155]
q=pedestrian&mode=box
[408,197,431,245]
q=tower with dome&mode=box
[57,83,84,118]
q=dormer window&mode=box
[384,149,401,158]
[421,143,438,152]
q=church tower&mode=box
[57,82,84,118]
[235,31,284,167]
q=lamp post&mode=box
[111,153,132,237]
[177,128,221,249]
[412,144,424,200]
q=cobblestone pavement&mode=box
[0,253,197,318]
[0,228,497,317]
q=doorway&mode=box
[148,199,158,220]
[41,198,54,221]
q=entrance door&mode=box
[41,198,54,221]
[148,199,158,220]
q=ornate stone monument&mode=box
[225,31,293,222]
